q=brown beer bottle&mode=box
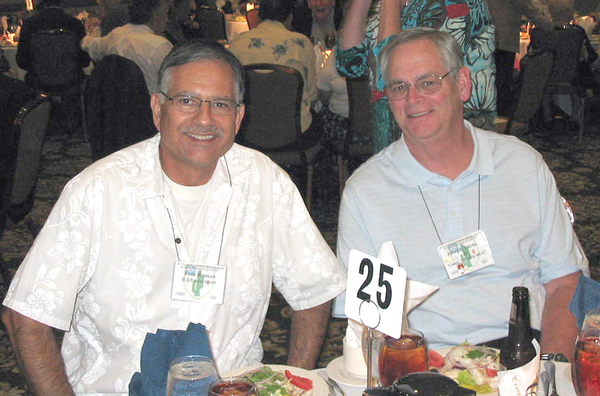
[499,286,537,370]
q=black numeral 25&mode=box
[356,258,394,309]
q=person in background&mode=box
[97,0,129,36]
[81,0,172,93]
[291,0,342,47]
[336,0,496,153]
[334,28,589,361]
[229,0,319,139]
[2,40,345,395]
[165,0,194,44]
[486,0,554,116]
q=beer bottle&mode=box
[500,286,537,370]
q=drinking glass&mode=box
[573,307,600,396]
[208,377,258,396]
[377,328,429,386]
[166,355,219,396]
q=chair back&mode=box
[507,49,555,129]
[196,7,227,41]
[241,64,304,151]
[85,55,156,161]
[345,76,373,156]
[9,95,52,216]
[29,28,82,89]
[534,25,585,85]
[246,9,260,29]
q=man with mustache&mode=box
[334,28,588,362]
[2,40,345,395]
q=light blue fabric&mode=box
[569,275,600,329]
[334,121,589,350]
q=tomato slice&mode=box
[429,350,445,368]
[285,369,314,390]
[486,368,498,377]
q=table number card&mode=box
[344,249,407,339]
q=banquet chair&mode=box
[27,28,88,135]
[0,95,52,286]
[85,55,156,161]
[239,64,323,210]
[503,49,555,136]
[533,24,588,142]
[336,76,374,193]
[196,6,227,42]
[246,9,260,29]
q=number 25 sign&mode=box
[345,249,407,339]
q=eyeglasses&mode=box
[384,69,456,101]
[160,92,241,116]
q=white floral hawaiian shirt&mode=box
[3,134,345,395]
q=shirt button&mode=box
[449,188,455,194]
[175,238,182,244]
[450,210,457,217]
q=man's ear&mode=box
[150,93,163,131]
[456,66,472,103]
[234,104,245,136]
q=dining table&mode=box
[1,41,26,80]
[225,14,249,43]
[313,355,577,396]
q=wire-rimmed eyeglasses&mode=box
[384,68,456,101]
[160,92,241,116]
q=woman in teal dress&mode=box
[336,0,497,152]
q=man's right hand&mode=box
[2,308,75,396]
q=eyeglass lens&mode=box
[167,94,238,115]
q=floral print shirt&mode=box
[3,135,345,395]
[336,0,497,150]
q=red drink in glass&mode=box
[574,335,600,396]
[378,331,429,386]
[209,377,258,396]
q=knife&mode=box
[318,371,347,396]
[319,371,336,396]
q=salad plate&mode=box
[434,347,499,396]
[223,364,328,396]
[326,356,367,387]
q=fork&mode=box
[544,360,559,396]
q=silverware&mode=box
[319,371,336,396]
[544,360,559,396]
[318,371,347,396]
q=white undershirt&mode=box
[164,172,211,261]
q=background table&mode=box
[1,44,26,80]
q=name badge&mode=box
[437,230,495,280]
[171,261,227,304]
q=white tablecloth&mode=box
[225,15,248,43]
[1,44,26,80]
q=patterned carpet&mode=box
[0,123,598,394]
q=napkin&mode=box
[129,322,213,396]
[342,242,439,375]
[497,339,541,396]
[569,275,600,329]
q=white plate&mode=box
[435,347,498,396]
[326,356,367,387]
[223,364,328,396]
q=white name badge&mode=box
[345,249,407,339]
[171,261,227,304]
[437,230,495,280]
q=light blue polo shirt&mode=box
[334,121,589,349]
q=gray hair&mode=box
[158,40,245,103]
[379,27,464,85]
